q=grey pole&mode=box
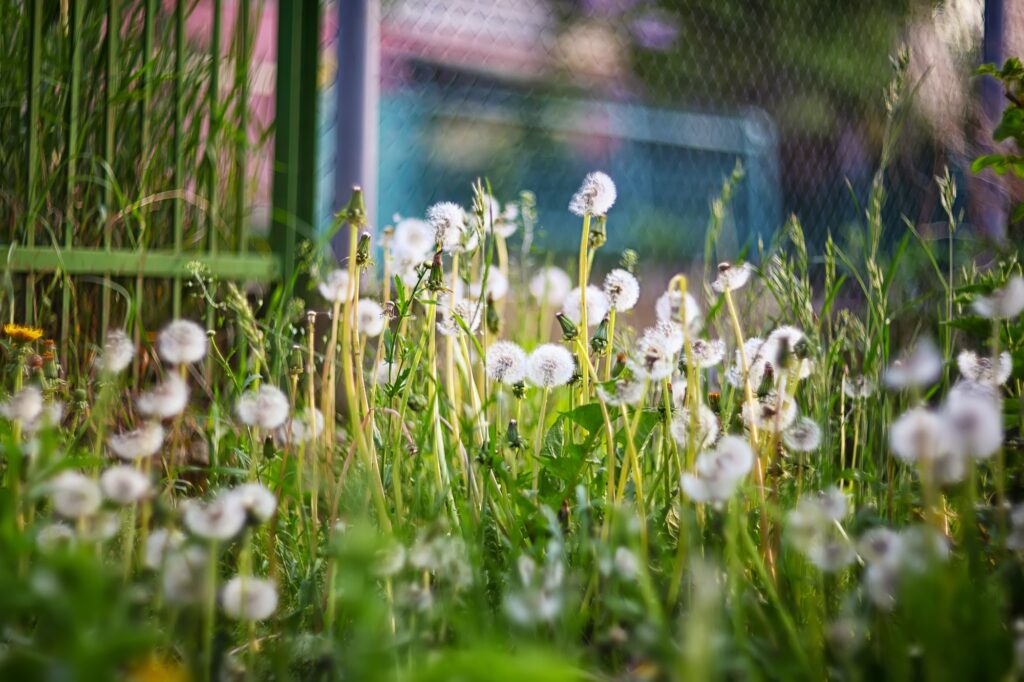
[976,0,1007,241]
[333,0,380,258]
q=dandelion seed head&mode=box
[682,435,754,505]
[858,527,904,567]
[492,202,519,238]
[236,385,290,431]
[569,171,616,216]
[628,331,676,380]
[782,417,822,452]
[47,471,102,519]
[277,408,325,445]
[157,320,208,365]
[562,286,610,327]
[742,391,798,433]
[371,360,400,387]
[486,341,528,385]
[944,386,1003,459]
[436,298,481,337]
[108,422,165,461]
[972,275,1024,320]
[136,374,190,419]
[889,407,951,464]
[711,261,754,293]
[318,269,353,303]
[597,377,645,406]
[669,403,719,450]
[226,482,277,524]
[529,267,573,307]
[144,528,185,570]
[357,298,387,337]
[655,289,701,331]
[183,495,246,541]
[37,523,76,553]
[391,218,435,260]
[957,349,1012,385]
[100,465,151,505]
[162,546,210,605]
[603,268,640,312]
[526,344,575,388]
[97,329,135,374]
[842,374,875,399]
[643,321,684,354]
[470,269,509,302]
[687,338,726,368]
[0,385,44,423]
[884,338,942,390]
[427,201,469,253]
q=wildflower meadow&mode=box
[5,49,1024,681]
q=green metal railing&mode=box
[3,0,321,351]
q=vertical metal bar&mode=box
[61,0,84,352]
[172,0,186,316]
[207,0,221,256]
[102,0,120,334]
[24,0,43,325]
[271,2,302,284]
[334,0,380,256]
[135,0,156,366]
[294,3,319,252]
[234,0,250,253]
[979,0,1008,242]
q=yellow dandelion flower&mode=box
[127,654,189,682]
[3,323,44,343]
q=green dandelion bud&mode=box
[556,312,578,341]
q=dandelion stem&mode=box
[577,213,591,399]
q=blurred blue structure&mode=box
[378,85,780,257]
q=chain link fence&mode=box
[372,0,1013,260]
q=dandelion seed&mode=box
[144,528,185,570]
[742,390,798,433]
[957,349,1012,385]
[529,266,572,307]
[562,286,610,328]
[318,269,353,303]
[136,374,190,419]
[0,385,43,423]
[183,495,246,541]
[569,171,616,216]
[108,422,165,461]
[427,201,468,253]
[597,376,645,406]
[47,471,102,519]
[686,338,726,368]
[225,482,277,524]
[486,341,528,385]
[884,338,942,390]
[391,217,435,260]
[655,289,701,331]
[100,465,151,505]
[842,374,875,399]
[972,275,1024,319]
[603,268,640,312]
[97,329,135,374]
[157,319,208,365]
[669,404,719,450]
[236,385,290,431]
[782,417,822,452]
[643,321,684,354]
[711,262,754,293]
[436,298,481,337]
[526,344,575,388]
[356,298,387,337]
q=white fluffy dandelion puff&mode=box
[628,330,677,381]
[529,266,572,307]
[782,417,823,452]
[562,286,610,328]
[884,338,943,390]
[686,338,726,368]
[221,576,279,621]
[569,171,616,216]
[225,482,277,524]
[47,471,102,519]
[597,377,645,406]
[183,495,246,541]
[669,404,719,451]
[436,298,481,337]
[100,465,152,505]
[681,435,755,505]
[944,385,1003,459]
[889,407,964,483]
[391,217,435,260]
[655,289,702,332]
[136,373,190,419]
[957,349,1012,386]
[427,201,468,253]
[277,408,325,445]
[603,268,640,312]
[318,269,353,303]
[842,374,875,399]
[486,341,528,385]
[357,298,387,337]
[96,329,135,374]
[972,275,1024,319]
[711,262,754,293]
[741,390,798,433]
[526,344,575,388]
[0,385,43,423]
[157,319,208,365]
[236,385,290,431]
[108,422,165,461]
[470,269,509,302]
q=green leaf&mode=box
[564,403,605,435]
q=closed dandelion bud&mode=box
[486,294,501,335]
[707,391,721,412]
[28,354,44,372]
[589,215,607,249]
[512,381,527,399]
[620,249,638,273]
[356,231,372,267]
[289,345,304,376]
[612,352,626,378]
[556,312,578,341]
[427,252,445,292]
[507,419,522,450]
[73,387,88,404]
[408,393,427,412]
[591,316,609,354]
[344,186,367,224]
